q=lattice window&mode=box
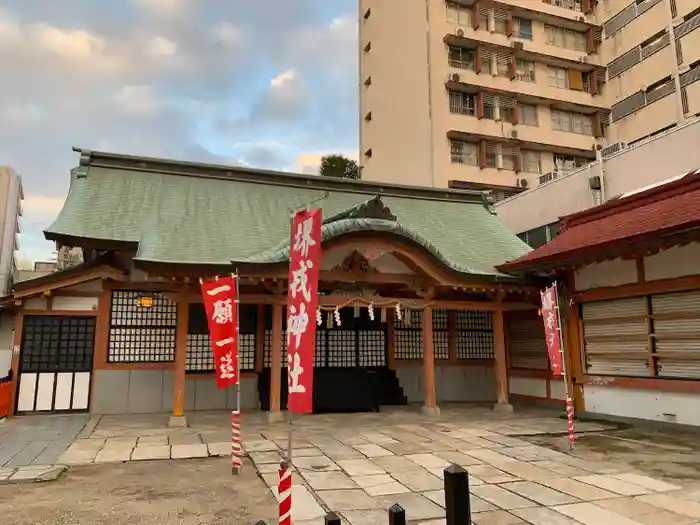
[263,306,288,368]
[456,310,494,359]
[186,303,256,373]
[21,316,95,373]
[433,309,450,360]
[394,309,423,359]
[356,307,387,367]
[326,308,357,368]
[108,291,177,362]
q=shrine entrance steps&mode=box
[257,367,407,413]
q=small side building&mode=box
[498,169,700,427]
[6,149,557,422]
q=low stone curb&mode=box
[0,465,67,484]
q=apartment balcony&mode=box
[450,0,599,22]
[444,111,599,154]
[444,41,605,109]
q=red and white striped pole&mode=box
[566,397,576,449]
[231,410,242,474]
[278,461,292,525]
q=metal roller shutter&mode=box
[651,290,700,379]
[581,297,649,376]
[507,316,548,370]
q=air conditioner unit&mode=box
[450,73,461,82]
[589,175,602,190]
[578,16,585,22]
[579,56,589,63]
[517,178,529,188]
[510,130,519,139]
[456,28,465,37]
[511,41,524,50]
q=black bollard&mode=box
[324,512,341,525]
[388,503,407,525]
[444,463,471,525]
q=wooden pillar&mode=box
[269,303,284,422]
[493,307,512,412]
[170,299,189,427]
[387,308,395,370]
[422,308,439,415]
[8,312,23,417]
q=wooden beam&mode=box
[14,267,125,299]
[575,274,700,302]
[422,308,437,410]
[635,256,646,284]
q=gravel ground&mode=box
[0,458,277,525]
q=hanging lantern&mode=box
[406,308,412,327]
[316,307,323,326]
[368,302,375,321]
[326,311,334,329]
[380,307,387,323]
[354,301,360,318]
[334,306,341,327]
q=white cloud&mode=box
[0,102,42,125]
[145,36,177,57]
[214,22,241,47]
[0,9,21,44]
[114,85,161,117]
[131,0,189,17]
[32,23,106,59]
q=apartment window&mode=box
[544,0,583,12]
[449,91,476,115]
[450,141,478,165]
[485,149,497,168]
[550,109,592,135]
[448,46,475,70]
[483,98,495,119]
[513,18,533,40]
[515,59,536,82]
[554,154,589,172]
[519,104,538,126]
[447,1,471,26]
[548,66,568,88]
[479,10,489,30]
[521,150,542,173]
[545,25,586,52]
[496,59,510,77]
[501,150,516,170]
[494,17,508,35]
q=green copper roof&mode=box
[45,155,531,278]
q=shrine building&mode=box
[498,168,700,427]
[3,149,560,424]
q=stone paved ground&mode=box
[3,404,700,524]
[23,404,700,524]
[0,413,90,469]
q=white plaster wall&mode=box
[508,377,547,398]
[550,379,567,401]
[644,243,700,281]
[584,385,700,426]
[52,296,99,311]
[574,258,638,291]
[23,297,47,310]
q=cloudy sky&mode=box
[0,0,359,263]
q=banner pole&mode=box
[233,271,242,474]
[553,282,575,449]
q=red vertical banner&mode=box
[540,285,563,377]
[286,208,322,414]
[201,276,239,389]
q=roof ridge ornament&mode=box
[324,195,397,224]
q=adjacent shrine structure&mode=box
[498,169,700,427]
[6,149,555,424]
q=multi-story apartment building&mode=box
[358,0,700,192]
[0,167,23,296]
